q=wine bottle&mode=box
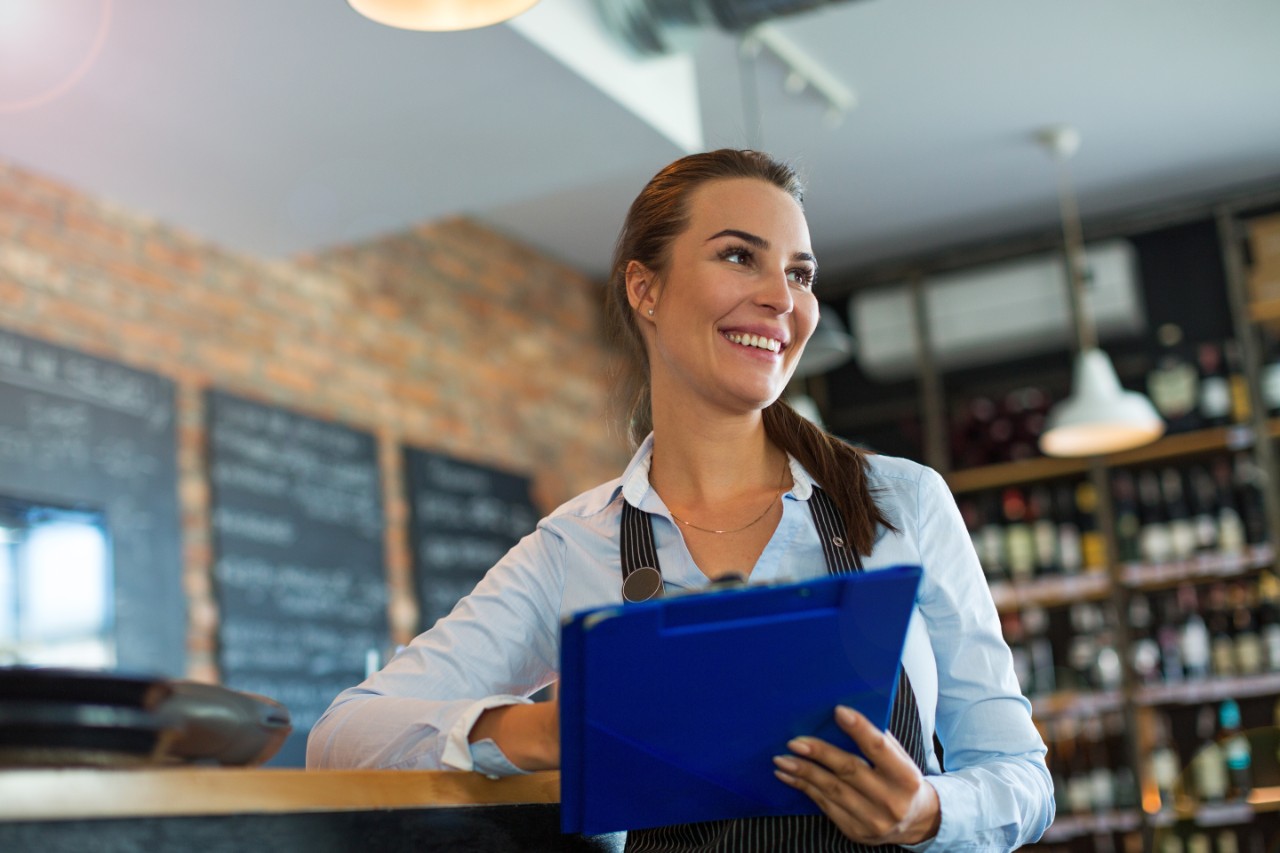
[1129,592,1163,685]
[1147,711,1181,812]
[1064,720,1094,814]
[1138,469,1174,564]
[1076,481,1107,572]
[976,493,1007,582]
[1213,457,1247,557]
[1219,698,1252,800]
[1188,465,1220,555]
[1198,341,1232,428]
[1055,483,1083,575]
[1111,470,1142,564]
[1085,716,1115,812]
[1158,592,1186,684]
[1179,584,1212,682]
[1001,487,1036,583]
[1147,323,1200,433]
[1256,571,1280,671]
[1023,605,1056,696]
[1028,486,1058,577]
[1207,583,1236,678]
[1186,833,1211,853]
[1191,704,1228,802]
[1068,603,1103,690]
[1225,339,1252,424]
[1260,328,1280,415]
[1163,467,1198,561]
[1232,453,1268,547]
[1231,582,1264,677]
[1001,609,1033,696]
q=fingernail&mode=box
[787,738,812,756]
[836,705,859,725]
[773,755,799,773]
[774,769,796,784]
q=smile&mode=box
[723,332,783,353]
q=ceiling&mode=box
[3,0,1280,291]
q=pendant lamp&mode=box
[1037,125,1165,458]
[348,0,541,31]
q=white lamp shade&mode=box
[1039,348,1165,458]
[348,0,541,31]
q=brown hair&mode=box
[604,149,895,557]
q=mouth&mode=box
[722,331,785,354]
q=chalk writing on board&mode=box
[403,448,539,630]
[0,328,182,677]
[207,391,388,760]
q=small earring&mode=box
[647,308,654,316]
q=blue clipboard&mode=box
[559,564,922,835]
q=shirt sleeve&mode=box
[911,467,1056,850]
[305,524,565,772]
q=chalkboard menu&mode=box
[207,391,387,767]
[0,328,182,676]
[404,449,540,630]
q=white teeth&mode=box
[726,332,781,352]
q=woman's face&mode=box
[634,177,819,417]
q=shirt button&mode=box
[832,536,845,548]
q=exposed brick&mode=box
[2,159,631,675]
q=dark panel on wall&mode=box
[206,391,387,766]
[403,449,538,631]
[0,327,182,676]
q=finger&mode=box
[834,706,920,787]
[773,755,877,837]
[786,734,873,781]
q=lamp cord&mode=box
[1054,159,1097,353]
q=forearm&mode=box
[921,752,1055,850]
[468,701,560,771]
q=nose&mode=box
[754,267,795,314]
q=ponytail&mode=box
[762,400,896,558]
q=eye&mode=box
[719,245,754,266]
[787,267,816,289]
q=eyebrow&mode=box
[707,229,818,269]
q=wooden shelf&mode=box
[946,424,1267,495]
[1248,298,1280,325]
[1119,544,1274,589]
[990,572,1111,612]
[1031,688,1124,719]
[1040,809,1142,842]
[1135,671,1280,707]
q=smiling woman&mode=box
[308,150,1055,852]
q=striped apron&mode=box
[618,486,930,852]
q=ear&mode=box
[625,260,661,318]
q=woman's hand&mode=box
[468,693,560,772]
[773,705,941,846]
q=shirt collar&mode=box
[618,433,817,508]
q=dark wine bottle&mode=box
[1198,341,1232,428]
[1147,323,1200,433]
[1138,469,1174,564]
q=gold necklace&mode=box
[662,458,789,535]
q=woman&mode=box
[308,150,1055,850]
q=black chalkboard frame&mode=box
[0,327,184,677]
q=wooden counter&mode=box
[0,768,620,852]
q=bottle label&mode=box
[1150,362,1198,417]
[1225,735,1251,771]
[1263,362,1280,411]
[1201,377,1232,419]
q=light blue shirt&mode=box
[307,437,1054,850]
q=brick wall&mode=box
[0,161,630,680]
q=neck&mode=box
[648,396,786,507]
